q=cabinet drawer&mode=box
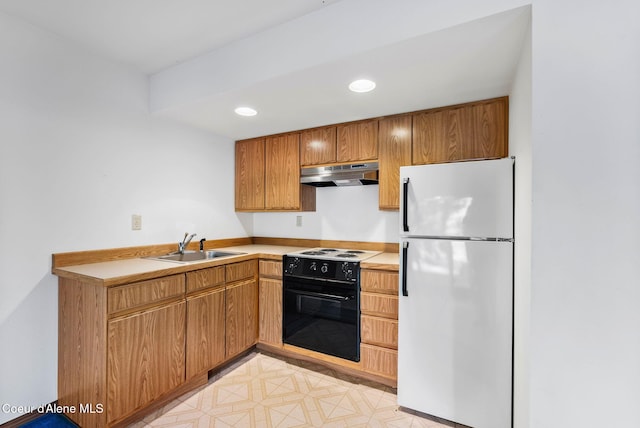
[361,292,398,319]
[361,315,398,349]
[361,343,397,379]
[186,266,225,293]
[259,259,282,279]
[108,275,185,315]
[226,260,257,283]
[361,270,398,295]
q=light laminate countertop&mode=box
[52,244,399,286]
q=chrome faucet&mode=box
[178,233,197,254]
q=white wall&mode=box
[509,15,532,428]
[252,186,398,243]
[0,12,249,424]
[529,1,640,426]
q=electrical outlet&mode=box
[131,214,142,231]
[296,216,302,227]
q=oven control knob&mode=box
[320,263,329,274]
[341,262,354,280]
[287,257,300,272]
[310,261,317,271]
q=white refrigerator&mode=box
[398,158,514,428]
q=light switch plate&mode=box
[296,216,302,227]
[131,214,142,230]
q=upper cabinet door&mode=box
[235,138,265,211]
[265,134,302,210]
[378,115,412,210]
[337,120,379,162]
[300,126,336,166]
[412,97,508,165]
[466,98,508,160]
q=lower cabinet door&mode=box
[186,286,226,379]
[107,301,185,424]
[226,279,258,358]
[259,277,283,346]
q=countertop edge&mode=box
[52,245,399,286]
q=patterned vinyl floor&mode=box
[129,352,465,428]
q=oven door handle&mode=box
[289,289,352,301]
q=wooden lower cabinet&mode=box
[186,286,226,379]
[185,265,226,379]
[226,278,258,358]
[259,278,282,345]
[359,268,399,380]
[225,260,258,359]
[258,259,283,347]
[57,259,263,428]
[58,275,189,428]
[107,301,186,424]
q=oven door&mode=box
[283,276,360,362]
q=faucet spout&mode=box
[178,233,197,254]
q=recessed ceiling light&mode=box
[348,79,376,93]
[235,106,257,116]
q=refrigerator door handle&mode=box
[402,178,410,232]
[401,241,409,296]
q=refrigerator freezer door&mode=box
[398,238,512,428]
[400,158,513,239]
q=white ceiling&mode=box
[0,1,531,140]
[0,0,343,73]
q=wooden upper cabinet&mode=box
[300,126,336,166]
[235,134,315,212]
[265,134,315,211]
[466,98,508,159]
[337,120,378,162]
[412,97,508,165]
[265,134,300,210]
[235,138,265,211]
[378,115,412,210]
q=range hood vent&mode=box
[300,162,379,187]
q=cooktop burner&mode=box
[286,247,380,262]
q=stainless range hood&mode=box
[300,162,379,187]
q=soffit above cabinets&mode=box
[151,4,531,140]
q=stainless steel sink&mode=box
[147,250,246,263]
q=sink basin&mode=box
[147,250,246,263]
